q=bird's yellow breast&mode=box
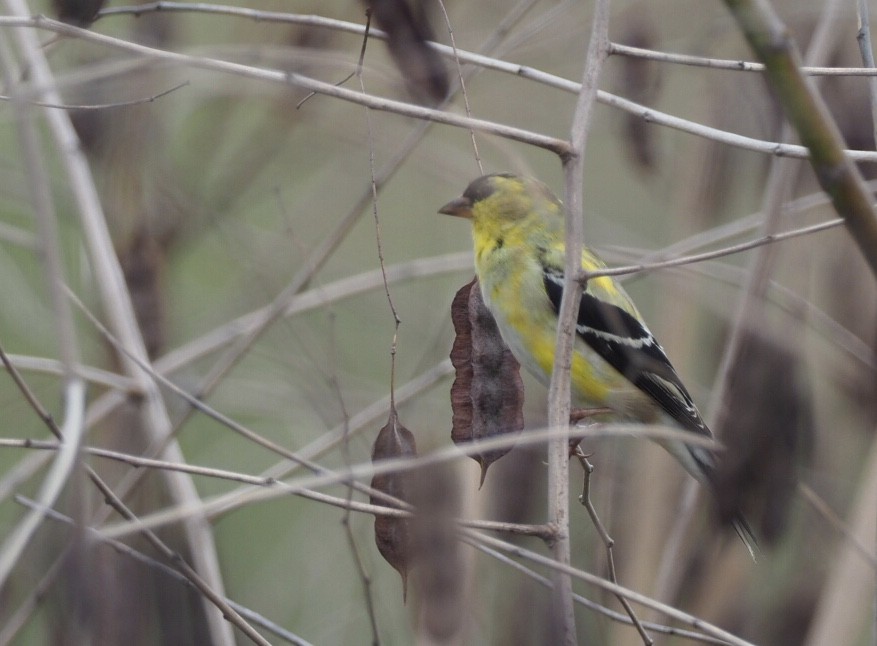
[473,234,621,406]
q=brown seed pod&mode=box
[362,0,449,105]
[450,278,524,486]
[370,409,418,600]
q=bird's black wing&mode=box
[542,267,710,440]
[543,267,759,558]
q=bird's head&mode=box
[438,174,563,228]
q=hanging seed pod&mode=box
[371,409,417,600]
[714,326,813,544]
[53,0,106,26]
[616,15,661,173]
[362,0,449,104]
[411,463,464,641]
[450,278,524,486]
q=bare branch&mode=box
[724,0,877,277]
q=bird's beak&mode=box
[438,196,473,219]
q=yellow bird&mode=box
[440,173,756,557]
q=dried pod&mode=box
[119,226,166,360]
[53,0,105,26]
[714,327,813,543]
[411,464,464,641]
[450,278,524,486]
[371,410,418,600]
[363,0,449,104]
[616,16,661,173]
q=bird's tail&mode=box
[673,440,760,561]
[732,513,759,562]
[657,431,760,560]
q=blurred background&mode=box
[0,0,875,644]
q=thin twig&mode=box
[81,252,470,432]
[584,217,843,280]
[798,483,877,568]
[547,0,612,641]
[465,538,730,645]
[0,354,137,391]
[0,347,85,592]
[353,35,398,642]
[594,89,877,163]
[2,422,720,495]
[96,421,719,541]
[69,5,877,166]
[1,14,572,155]
[659,0,849,603]
[575,448,653,645]
[3,3,233,640]
[0,41,89,601]
[6,15,877,165]
[2,437,560,541]
[723,0,877,277]
[436,0,483,174]
[67,286,457,513]
[89,472,272,646]
[358,61,401,410]
[328,315,380,646]
[608,41,877,76]
[11,497,315,646]
[74,450,753,645]
[339,430,381,644]
[94,3,877,78]
[296,9,370,109]
[467,530,757,646]
[0,36,79,377]
[0,544,68,646]
[0,345,268,644]
[135,0,548,483]
[801,432,877,646]
[0,80,189,110]
[856,0,877,147]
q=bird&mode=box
[439,172,756,558]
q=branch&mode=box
[609,41,877,76]
[469,531,757,646]
[3,2,234,641]
[545,0,612,641]
[724,0,877,278]
[856,0,877,146]
[0,15,570,156]
[0,375,85,591]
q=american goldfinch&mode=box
[440,173,756,556]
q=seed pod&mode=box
[450,278,524,486]
[616,16,661,173]
[53,0,105,26]
[371,410,417,600]
[362,0,449,104]
[411,464,464,641]
[714,327,813,544]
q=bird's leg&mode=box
[568,406,613,455]
[569,406,613,424]
[574,446,654,646]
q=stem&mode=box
[723,0,877,278]
[575,448,653,645]
[548,0,612,641]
